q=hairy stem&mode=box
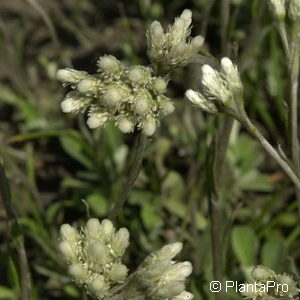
[289,24,300,216]
[109,133,147,220]
[243,117,300,190]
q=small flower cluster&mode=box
[58,218,193,300]
[242,265,299,299]
[57,55,175,136]
[185,57,244,120]
[268,0,300,22]
[146,9,204,74]
[137,242,194,299]
[58,218,130,299]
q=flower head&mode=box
[57,56,174,136]
[146,9,204,74]
[268,0,286,20]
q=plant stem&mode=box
[243,117,300,191]
[109,132,147,221]
[207,116,233,300]
[289,24,300,215]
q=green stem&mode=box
[243,117,300,190]
[109,132,147,221]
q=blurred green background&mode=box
[0,0,299,299]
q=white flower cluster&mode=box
[58,218,130,299]
[58,219,193,300]
[242,265,299,299]
[146,9,204,74]
[57,55,175,136]
[185,57,244,120]
[268,0,286,20]
[137,242,194,300]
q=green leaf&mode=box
[261,239,286,273]
[0,286,15,299]
[86,193,108,217]
[141,202,163,231]
[59,131,94,169]
[231,225,259,267]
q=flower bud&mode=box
[99,219,114,242]
[155,242,183,260]
[87,112,109,129]
[102,87,122,106]
[56,69,87,83]
[128,67,145,83]
[153,77,167,93]
[69,263,88,282]
[251,265,275,281]
[161,100,175,115]
[151,21,164,39]
[88,276,107,294]
[142,117,156,136]
[191,36,204,50]
[58,241,76,261]
[133,92,151,115]
[111,227,130,256]
[109,263,128,282]
[164,261,193,282]
[173,291,194,300]
[60,224,78,242]
[268,0,286,20]
[220,57,242,93]
[88,241,109,263]
[185,89,218,114]
[85,218,101,238]
[117,117,134,133]
[170,42,187,56]
[77,78,97,94]
[160,282,185,298]
[97,55,121,73]
[181,9,192,22]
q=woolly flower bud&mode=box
[58,241,76,261]
[128,66,152,87]
[85,218,101,238]
[164,261,193,282]
[77,77,98,94]
[251,265,275,281]
[100,219,115,241]
[111,228,130,256]
[69,263,88,283]
[97,55,121,74]
[87,112,109,129]
[161,99,175,115]
[102,87,123,107]
[117,117,134,133]
[185,89,218,114]
[88,241,109,264]
[268,0,286,20]
[155,242,183,261]
[191,35,204,51]
[170,42,187,57]
[88,276,107,294]
[152,77,168,93]
[60,224,78,242]
[160,282,185,298]
[109,263,128,282]
[288,0,300,21]
[56,69,87,84]
[221,57,242,93]
[173,291,194,300]
[181,9,192,22]
[133,91,152,115]
[61,95,87,113]
[142,117,156,136]
[150,21,164,39]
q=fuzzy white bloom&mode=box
[288,0,300,21]
[97,55,122,74]
[117,117,134,133]
[221,57,243,93]
[173,291,194,300]
[142,117,156,136]
[109,264,128,282]
[102,87,123,106]
[88,241,109,264]
[111,228,130,256]
[60,96,88,113]
[88,276,107,294]
[60,224,78,242]
[161,100,175,115]
[268,0,286,20]
[134,97,150,115]
[251,265,276,281]
[100,219,115,241]
[87,112,109,129]
[191,35,205,50]
[56,69,87,83]
[153,77,168,93]
[58,241,76,261]
[68,263,88,283]
[185,89,218,114]
[77,78,98,94]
